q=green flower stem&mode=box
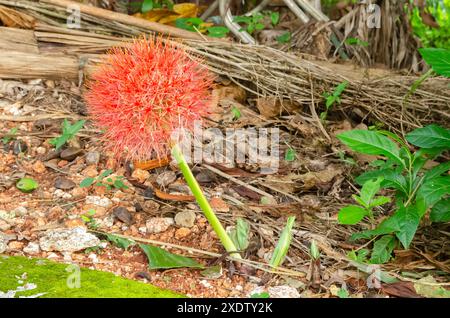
[171,143,241,259]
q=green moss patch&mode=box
[0,255,184,298]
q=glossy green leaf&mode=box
[206,26,230,38]
[416,176,450,208]
[370,235,396,264]
[406,124,450,149]
[141,0,154,12]
[419,48,450,77]
[360,177,384,206]
[394,205,421,249]
[105,234,135,250]
[338,205,368,225]
[337,130,404,166]
[430,198,450,223]
[80,177,95,188]
[140,244,204,270]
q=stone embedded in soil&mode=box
[85,196,112,208]
[0,219,11,231]
[250,285,300,298]
[146,217,174,234]
[54,177,76,190]
[12,206,28,217]
[0,234,7,253]
[0,210,14,220]
[23,242,40,255]
[32,160,47,174]
[85,151,100,165]
[174,227,191,239]
[112,206,133,225]
[195,171,214,183]
[13,140,28,155]
[174,211,196,228]
[131,168,150,183]
[82,165,98,178]
[60,147,83,161]
[36,146,46,155]
[7,241,24,250]
[39,227,101,252]
[54,189,72,199]
[156,171,177,187]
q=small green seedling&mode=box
[80,169,128,191]
[270,216,295,268]
[175,17,230,38]
[228,218,250,252]
[338,177,391,225]
[276,32,291,44]
[234,11,278,34]
[321,81,348,121]
[2,127,18,144]
[81,209,99,229]
[284,148,296,162]
[49,119,86,150]
[231,106,241,120]
[345,37,369,47]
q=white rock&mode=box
[23,242,40,255]
[54,189,72,199]
[138,226,147,234]
[174,211,196,228]
[39,227,100,252]
[268,285,300,298]
[88,253,99,264]
[85,196,112,208]
[146,217,174,234]
[12,206,28,217]
[0,237,6,253]
[0,210,14,220]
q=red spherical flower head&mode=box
[84,36,214,161]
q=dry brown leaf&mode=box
[298,165,343,190]
[212,84,247,103]
[210,197,229,212]
[134,157,170,170]
[153,188,195,202]
[381,282,421,298]
[256,97,300,119]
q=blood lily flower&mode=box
[84,36,213,161]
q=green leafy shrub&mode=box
[337,125,450,263]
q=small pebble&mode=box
[85,151,100,165]
[85,196,112,208]
[23,242,40,255]
[174,211,196,228]
[146,217,174,234]
[156,171,177,187]
[60,147,83,161]
[112,206,133,225]
[54,177,76,190]
[12,206,28,217]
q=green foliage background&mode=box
[410,0,450,49]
